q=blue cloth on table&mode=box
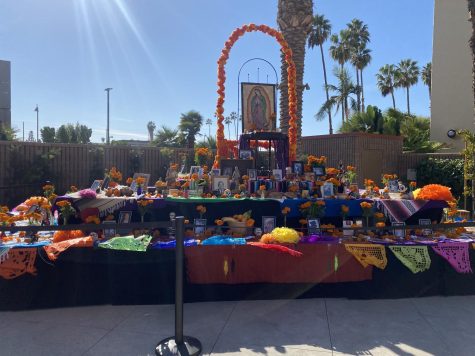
[7,241,51,248]
[150,239,200,249]
[281,198,371,218]
[201,235,247,245]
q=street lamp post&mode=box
[105,88,113,144]
[34,105,39,142]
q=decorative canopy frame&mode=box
[213,24,298,167]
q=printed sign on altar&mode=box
[241,82,276,132]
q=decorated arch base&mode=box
[214,24,298,167]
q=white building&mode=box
[431,0,473,151]
[0,60,11,129]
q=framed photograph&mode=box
[262,216,276,234]
[189,166,200,177]
[248,169,257,181]
[292,161,304,176]
[388,179,399,193]
[118,211,132,224]
[132,173,151,188]
[343,220,354,237]
[223,167,233,177]
[212,176,229,193]
[355,220,363,228]
[321,182,334,198]
[211,168,221,176]
[272,169,283,181]
[307,218,320,235]
[130,180,137,192]
[101,176,110,190]
[313,166,325,176]
[194,218,207,235]
[198,168,204,178]
[90,180,101,191]
[103,221,116,239]
[241,82,277,132]
[220,159,254,177]
[239,150,252,160]
[419,219,432,236]
[392,222,406,239]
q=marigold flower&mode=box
[317,200,326,206]
[281,207,291,215]
[376,222,386,228]
[341,205,349,213]
[56,200,71,208]
[360,202,373,209]
[215,219,224,226]
[259,185,266,191]
[246,218,255,227]
[299,219,308,225]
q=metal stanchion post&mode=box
[156,216,202,356]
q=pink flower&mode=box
[79,189,97,199]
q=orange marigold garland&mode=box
[416,184,454,202]
[214,24,298,167]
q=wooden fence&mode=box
[0,134,464,205]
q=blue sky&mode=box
[0,0,434,142]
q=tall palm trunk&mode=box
[360,68,365,112]
[277,0,313,156]
[320,44,333,134]
[344,97,349,121]
[355,68,361,112]
[406,86,411,115]
[390,88,396,110]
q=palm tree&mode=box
[395,59,420,115]
[421,62,432,99]
[316,67,358,125]
[146,121,156,142]
[329,30,351,70]
[347,19,370,112]
[205,118,213,138]
[224,115,232,139]
[178,110,203,149]
[154,125,179,147]
[308,14,333,134]
[376,64,398,109]
[469,1,475,123]
[277,0,313,153]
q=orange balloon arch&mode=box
[213,24,298,167]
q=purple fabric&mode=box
[239,132,289,169]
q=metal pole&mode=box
[105,88,112,144]
[22,121,25,141]
[36,105,39,142]
[156,216,201,356]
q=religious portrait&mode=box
[241,83,276,132]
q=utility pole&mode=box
[105,88,113,144]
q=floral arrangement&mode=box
[270,227,300,244]
[195,147,210,166]
[416,184,454,202]
[85,215,100,224]
[43,184,55,201]
[137,199,153,222]
[109,167,123,183]
[56,200,75,225]
[307,155,326,167]
[214,23,298,166]
[79,189,97,199]
[360,201,374,227]
[382,174,397,186]
[325,167,340,176]
[281,206,291,227]
[136,177,146,187]
[53,230,85,243]
[24,196,49,207]
[299,200,326,219]
[260,233,275,244]
[344,166,357,184]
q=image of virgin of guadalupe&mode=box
[250,88,268,130]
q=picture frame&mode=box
[130,180,137,192]
[212,176,229,193]
[189,166,201,177]
[321,182,334,198]
[118,211,132,224]
[392,222,406,239]
[132,173,151,188]
[103,221,116,240]
[101,176,110,190]
[419,219,432,236]
[223,167,233,177]
[388,179,399,193]
[220,159,254,177]
[262,216,276,234]
[272,169,283,181]
[292,161,304,176]
[313,166,325,176]
[239,150,252,160]
[247,169,257,181]
[307,218,320,235]
[241,82,277,132]
[90,180,101,191]
[343,220,354,237]
[355,220,363,228]
[194,218,207,235]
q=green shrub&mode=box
[416,158,464,199]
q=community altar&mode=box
[1,23,474,310]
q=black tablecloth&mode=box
[2,246,475,310]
